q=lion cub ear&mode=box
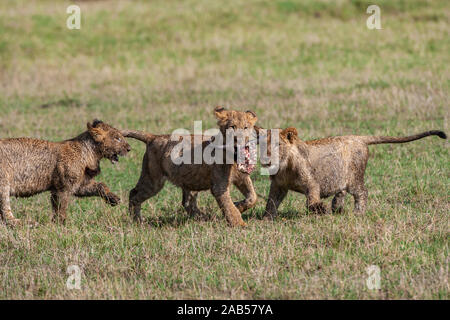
[214,106,228,122]
[87,121,106,143]
[245,110,258,126]
[281,127,298,143]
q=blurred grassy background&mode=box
[0,0,448,299]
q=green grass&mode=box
[0,0,448,299]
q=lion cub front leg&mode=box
[211,168,246,227]
[50,190,71,224]
[305,182,327,214]
[264,181,288,219]
[0,186,21,226]
[232,173,257,213]
[76,180,120,206]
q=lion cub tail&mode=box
[363,130,447,145]
[121,130,154,144]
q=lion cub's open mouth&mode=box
[236,145,256,174]
[110,154,120,164]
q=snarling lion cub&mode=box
[122,107,258,227]
[261,128,447,217]
[0,120,130,225]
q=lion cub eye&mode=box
[230,125,236,130]
[115,137,122,142]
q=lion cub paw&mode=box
[238,220,248,227]
[308,202,328,215]
[191,212,210,222]
[263,213,276,221]
[105,193,121,206]
[228,218,247,228]
[5,218,21,227]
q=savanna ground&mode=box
[0,0,448,299]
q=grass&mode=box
[0,0,448,299]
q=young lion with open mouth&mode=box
[121,106,258,227]
[0,120,131,225]
[261,127,447,218]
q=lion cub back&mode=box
[305,136,369,197]
[0,138,59,196]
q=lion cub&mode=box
[122,107,258,227]
[0,120,130,225]
[262,127,447,217]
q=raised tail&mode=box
[121,129,154,143]
[362,130,447,145]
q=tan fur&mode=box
[262,128,447,217]
[0,120,130,225]
[122,107,258,227]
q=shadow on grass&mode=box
[142,204,338,228]
[143,208,215,228]
[244,206,337,221]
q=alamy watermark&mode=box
[66,264,82,290]
[366,5,382,30]
[65,5,382,31]
[66,5,81,30]
[366,265,381,290]
[168,122,281,175]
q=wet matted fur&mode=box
[0,120,130,225]
[261,128,447,217]
[122,107,258,227]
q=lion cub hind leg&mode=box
[348,184,368,215]
[0,185,21,226]
[182,190,208,221]
[129,171,165,223]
